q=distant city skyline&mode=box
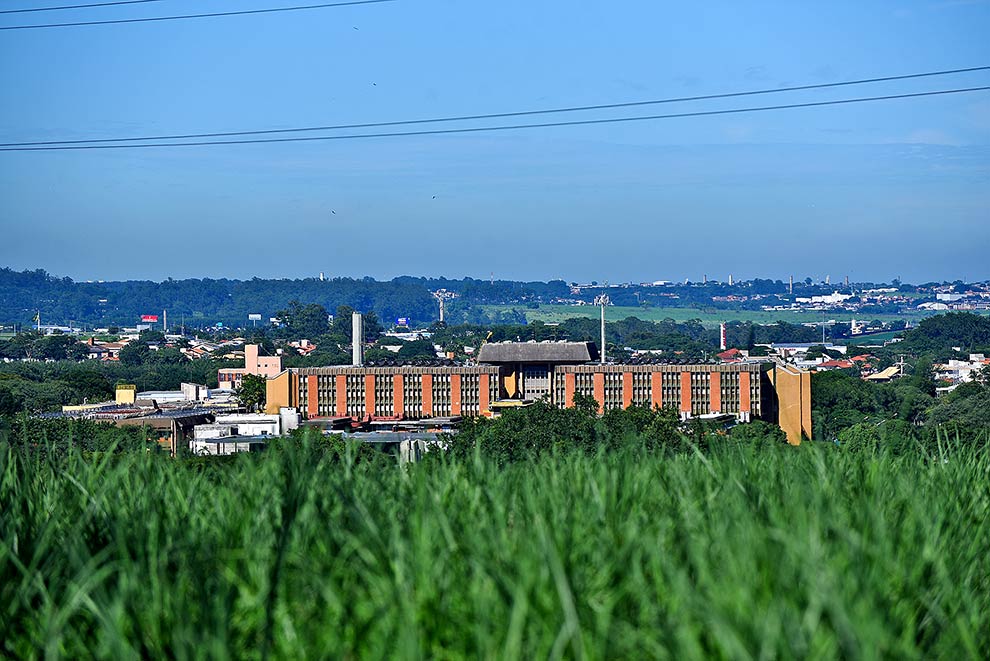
[5,265,988,287]
[1,1,988,282]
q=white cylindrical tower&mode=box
[352,312,364,366]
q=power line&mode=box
[0,0,167,14]
[2,86,986,152]
[4,66,987,147]
[0,0,397,30]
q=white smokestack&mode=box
[352,312,364,366]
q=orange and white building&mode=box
[264,341,812,444]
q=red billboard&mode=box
[141,315,159,323]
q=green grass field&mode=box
[2,438,988,658]
[482,304,948,327]
[838,330,905,345]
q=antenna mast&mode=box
[432,289,456,324]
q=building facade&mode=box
[217,344,283,390]
[267,365,500,420]
[264,341,812,444]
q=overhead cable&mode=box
[2,86,986,152]
[0,0,396,30]
[0,0,168,14]
[4,66,987,147]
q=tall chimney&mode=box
[351,312,364,366]
[600,301,606,364]
[719,323,727,351]
[789,275,794,295]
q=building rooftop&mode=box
[478,341,599,364]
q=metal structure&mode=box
[432,289,457,323]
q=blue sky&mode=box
[1,0,988,283]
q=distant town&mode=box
[3,267,988,458]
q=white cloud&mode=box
[901,129,963,146]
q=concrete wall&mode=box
[768,364,812,445]
[265,370,294,414]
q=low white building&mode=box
[935,354,988,385]
[795,291,853,305]
[190,437,266,456]
[192,407,300,442]
[213,413,282,437]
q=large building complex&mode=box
[263,338,812,444]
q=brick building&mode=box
[265,340,812,444]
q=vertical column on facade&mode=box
[622,371,633,409]
[651,371,662,410]
[393,374,404,418]
[422,373,433,417]
[564,372,576,408]
[739,371,751,417]
[307,375,318,418]
[335,375,347,417]
[680,371,692,414]
[710,370,722,414]
[479,373,490,415]
[593,372,605,414]
[364,374,375,417]
[451,373,462,416]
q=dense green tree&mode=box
[276,301,331,338]
[397,339,438,360]
[899,312,990,354]
[0,376,77,413]
[146,348,187,366]
[728,420,788,445]
[139,330,166,344]
[58,368,114,403]
[118,342,150,366]
[236,374,267,412]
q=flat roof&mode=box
[478,341,598,364]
